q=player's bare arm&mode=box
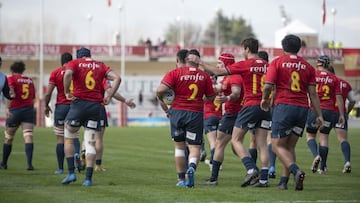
[9,87,15,98]
[198,60,227,76]
[4,98,12,119]
[109,89,136,109]
[335,94,345,126]
[44,83,55,117]
[308,85,324,128]
[215,85,241,103]
[63,69,75,101]
[104,70,121,105]
[260,83,273,111]
[156,83,170,116]
[347,90,356,113]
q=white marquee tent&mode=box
[275,19,319,48]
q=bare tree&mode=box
[164,21,202,46]
[202,10,256,46]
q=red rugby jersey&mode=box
[48,66,71,105]
[314,70,341,111]
[8,74,35,108]
[203,99,222,119]
[65,58,111,102]
[161,66,215,112]
[334,77,353,113]
[220,74,244,114]
[226,58,268,107]
[265,54,316,108]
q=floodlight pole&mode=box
[37,0,44,126]
[0,2,2,42]
[39,0,44,100]
[331,8,337,44]
[118,3,125,80]
[215,7,220,57]
[87,14,93,45]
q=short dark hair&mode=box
[0,56,2,65]
[281,34,301,54]
[187,49,200,57]
[186,49,201,67]
[61,52,73,66]
[10,61,26,74]
[77,47,91,58]
[176,49,188,64]
[241,37,259,54]
[258,51,269,62]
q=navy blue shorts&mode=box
[306,109,335,134]
[6,107,35,127]
[204,116,220,134]
[169,109,203,145]
[99,107,109,128]
[271,104,308,138]
[65,99,101,130]
[54,104,70,126]
[218,113,237,135]
[234,105,271,131]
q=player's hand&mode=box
[103,96,111,105]
[337,115,345,127]
[5,108,13,119]
[9,88,16,98]
[165,110,170,118]
[44,106,52,117]
[125,98,136,109]
[316,116,325,129]
[260,99,270,111]
[65,92,75,101]
[215,95,228,103]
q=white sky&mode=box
[1,0,360,48]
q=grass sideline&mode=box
[0,126,359,203]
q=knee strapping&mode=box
[54,127,64,136]
[23,129,33,137]
[84,129,96,155]
[64,128,79,139]
[4,131,14,140]
[175,149,185,157]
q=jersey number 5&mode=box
[21,84,29,99]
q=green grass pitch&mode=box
[0,126,359,202]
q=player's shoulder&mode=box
[96,60,107,66]
[228,73,243,82]
[6,74,13,80]
[339,77,350,85]
[254,57,268,64]
[24,75,34,81]
[52,66,64,73]
[232,59,246,66]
